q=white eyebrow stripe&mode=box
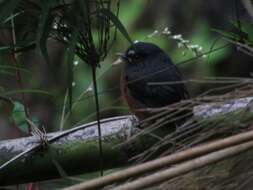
[128,50,135,55]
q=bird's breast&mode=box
[121,69,150,120]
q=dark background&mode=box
[0,0,252,139]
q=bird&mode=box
[114,41,190,122]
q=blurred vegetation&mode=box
[0,0,252,188]
[0,0,252,138]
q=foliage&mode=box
[213,21,253,56]
[0,0,252,187]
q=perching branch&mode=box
[0,116,141,185]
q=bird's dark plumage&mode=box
[120,42,189,120]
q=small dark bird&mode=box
[114,42,189,121]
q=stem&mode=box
[11,14,31,133]
[91,65,104,176]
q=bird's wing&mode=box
[128,63,189,108]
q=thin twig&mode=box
[111,140,253,190]
[91,65,104,176]
[63,128,253,190]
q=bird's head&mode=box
[113,42,164,65]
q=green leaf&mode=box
[100,9,133,45]
[12,101,29,134]
[66,29,78,110]
[12,101,40,134]
[0,0,20,23]
[0,89,52,96]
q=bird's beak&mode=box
[112,57,123,66]
[112,53,129,66]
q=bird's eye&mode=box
[133,54,140,59]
